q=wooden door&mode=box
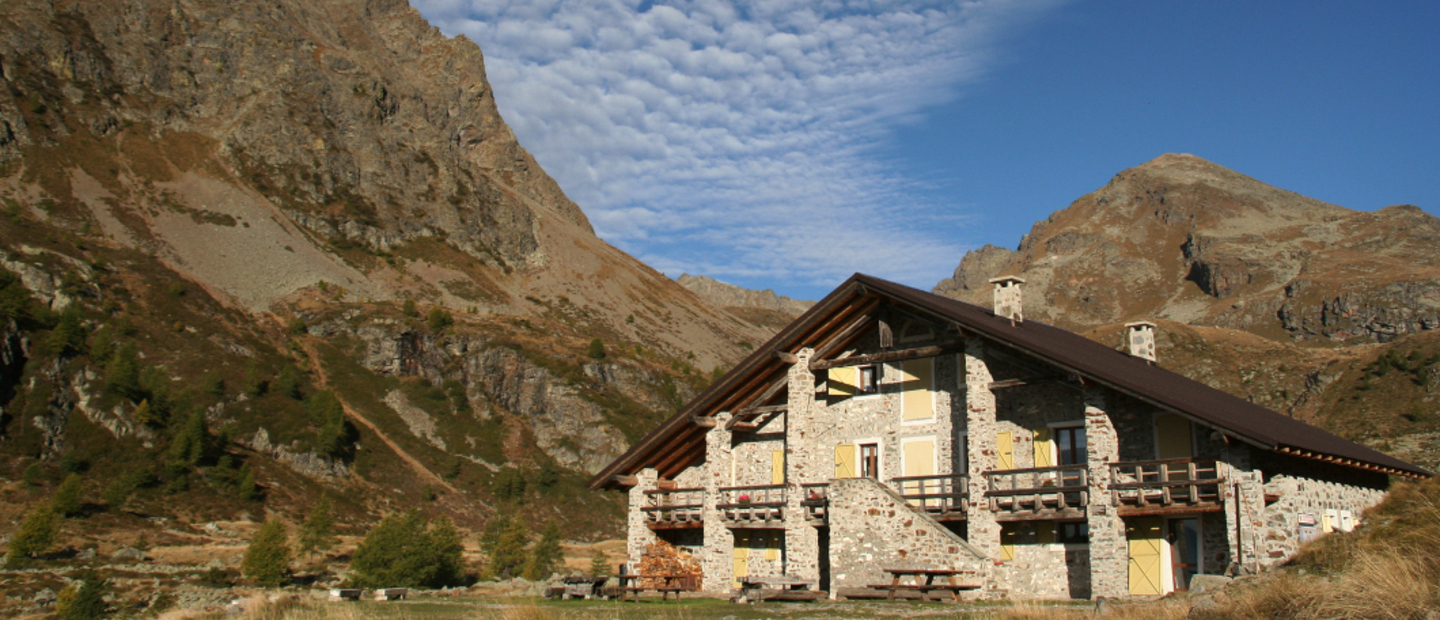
[732,531,750,587]
[1128,517,1164,596]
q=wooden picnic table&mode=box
[870,568,980,603]
[737,575,818,603]
[617,573,690,602]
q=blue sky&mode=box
[413,0,1440,301]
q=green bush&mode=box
[402,297,418,317]
[350,511,466,588]
[275,364,304,400]
[587,337,606,359]
[428,307,453,331]
[22,460,43,486]
[242,518,292,587]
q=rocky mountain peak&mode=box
[934,155,1440,344]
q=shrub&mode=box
[586,337,606,359]
[275,364,304,400]
[7,500,59,566]
[428,307,453,331]
[288,316,307,336]
[52,473,84,517]
[402,297,418,317]
[22,460,43,486]
[242,518,292,587]
[350,510,466,588]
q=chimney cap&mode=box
[1125,320,1157,329]
[989,275,1026,285]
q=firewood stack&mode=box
[638,540,703,589]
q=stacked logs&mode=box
[638,540,702,589]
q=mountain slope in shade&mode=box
[935,154,1440,344]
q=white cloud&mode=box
[414,0,1061,296]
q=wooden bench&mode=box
[874,568,981,602]
[736,575,818,603]
[616,573,690,602]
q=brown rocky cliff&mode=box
[935,153,1440,344]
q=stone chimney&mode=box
[1125,321,1156,363]
[989,275,1025,325]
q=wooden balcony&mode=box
[1110,458,1225,516]
[718,485,786,527]
[893,474,969,521]
[984,465,1087,521]
[800,483,829,525]
[642,487,705,530]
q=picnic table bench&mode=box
[736,575,821,603]
[616,573,690,602]
[868,568,981,603]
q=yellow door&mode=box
[997,431,1014,470]
[901,359,934,421]
[764,530,781,561]
[828,367,857,398]
[1128,517,1165,596]
[1000,524,1018,562]
[771,450,785,485]
[733,531,750,587]
[902,438,935,506]
[834,444,857,478]
[1033,428,1054,468]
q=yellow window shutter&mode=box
[764,531,780,561]
[834,444,857,478]
[771,450,785,485]
[1033,428,1054,468]
[1036,521,1056,545]
[828,367,858,398]
[901,359,934,421]
[997,431,1014,470]
[1000,525,1018,562]
[1156,414,1194,460]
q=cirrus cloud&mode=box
[414,0,1063,297]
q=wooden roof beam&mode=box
[811,345,949,371]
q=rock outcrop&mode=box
[934,154,1440,344]
[676,274,813,317]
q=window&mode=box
[860,443,879,479]
[1056,426,1086,466]
[1057,522,1089,544]
[857,365,878,394]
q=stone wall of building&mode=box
[627,468,661,569]
[992,522,1091,599]
[1255,471,1387,568]
[826,477,990,595]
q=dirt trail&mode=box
[295,339,459,495]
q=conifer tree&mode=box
[589,547,611,578]
[242,518,292,587]
[7,500,59,567]
[57,572,108,620]
[297,495,337,561]
[105,342,142,401]
[237,464,258,501]
[52,473,84,517]
[523,521,563,580]
[480,511,530,579]
[275,364,304,400]
[47,307,84,355]
[351,510,468,588]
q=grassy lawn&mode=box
[237,594,1124,620]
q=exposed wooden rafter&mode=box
[810,345,949,371]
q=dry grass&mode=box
[988,599,1189,620]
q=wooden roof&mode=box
[589,274,1430,490]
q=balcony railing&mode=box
[800,483,829,525]
[642,487,705,529]
[718,484,786,526]
[893,474,969,519]
[1110,458,1225,511]
[985,465,1087,518]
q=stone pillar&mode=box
[963,338,1001,558]
[784,348,821,581]
[1222,465,1265,575]
[701,414,735,592]
[1083,387,1127,599]
[627,468,659,571]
